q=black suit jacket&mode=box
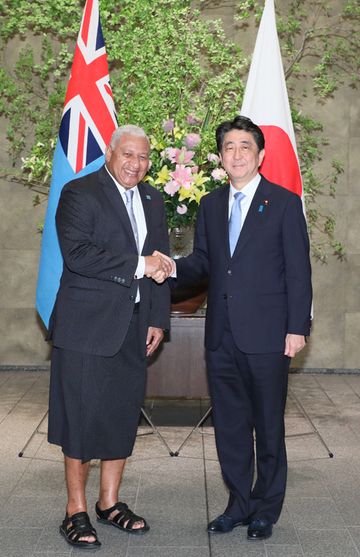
[48,165,170,357]
[176,176,312,353]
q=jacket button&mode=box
[227,270,232,276]
[223,294,228,299]
[129,295,135,301]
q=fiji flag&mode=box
[36,0,117,327]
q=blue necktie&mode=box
[125,189,139,252]
[229,191,245,256]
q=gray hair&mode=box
[110,125,150,149]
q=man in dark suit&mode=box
[47,125,172,549]
[156,115,312,541]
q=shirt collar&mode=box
[105,164,139,197]
[229,173,261,199]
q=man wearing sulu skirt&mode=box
[47,125,172,549]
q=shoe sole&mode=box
[59,526,102,549]
[97,517,150,535]
[247,532,273,541]
[207,522,249,534]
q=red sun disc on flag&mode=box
[259,125,302,197]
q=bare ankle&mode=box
[97,499,117,511]
[66,505,87,517]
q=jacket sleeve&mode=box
[282,194,312,336]
[175,198,210,287]
[148,197,171,330]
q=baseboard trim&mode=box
[0,365,50,372]
[0,365,359,374]
[291,367,360,374]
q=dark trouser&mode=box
[206,321,290,524]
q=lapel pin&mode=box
[258,199,269,213]
[146,194,151,200]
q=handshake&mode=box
[144,251,176,283]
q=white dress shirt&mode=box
[228,173,261,230]
[105,166,147,300]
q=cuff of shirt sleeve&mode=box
[135,256,145,279]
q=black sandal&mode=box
[95,501,149,534]
[60,511,101,549]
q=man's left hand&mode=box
[284,333,307,358]
[146,327,164,356]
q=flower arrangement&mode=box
[146,117,228,230]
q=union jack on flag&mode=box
[59,0,117,173]
[36,0,117,327]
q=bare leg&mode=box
[64,455,95,542]
[98,458,126,509]
[98,458,144,529]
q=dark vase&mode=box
[169,227,207,314]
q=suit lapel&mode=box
[217,184,232,258]
[138,183,152,255]
[232,177,272,257]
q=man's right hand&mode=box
[144,254,174,283]
[152,251,176,281]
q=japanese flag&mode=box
[241,0,302,197]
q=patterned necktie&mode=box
[229,191,245,256]
[125,189,139,252]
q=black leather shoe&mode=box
[247,518,273,540]
[207,514,249,534]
